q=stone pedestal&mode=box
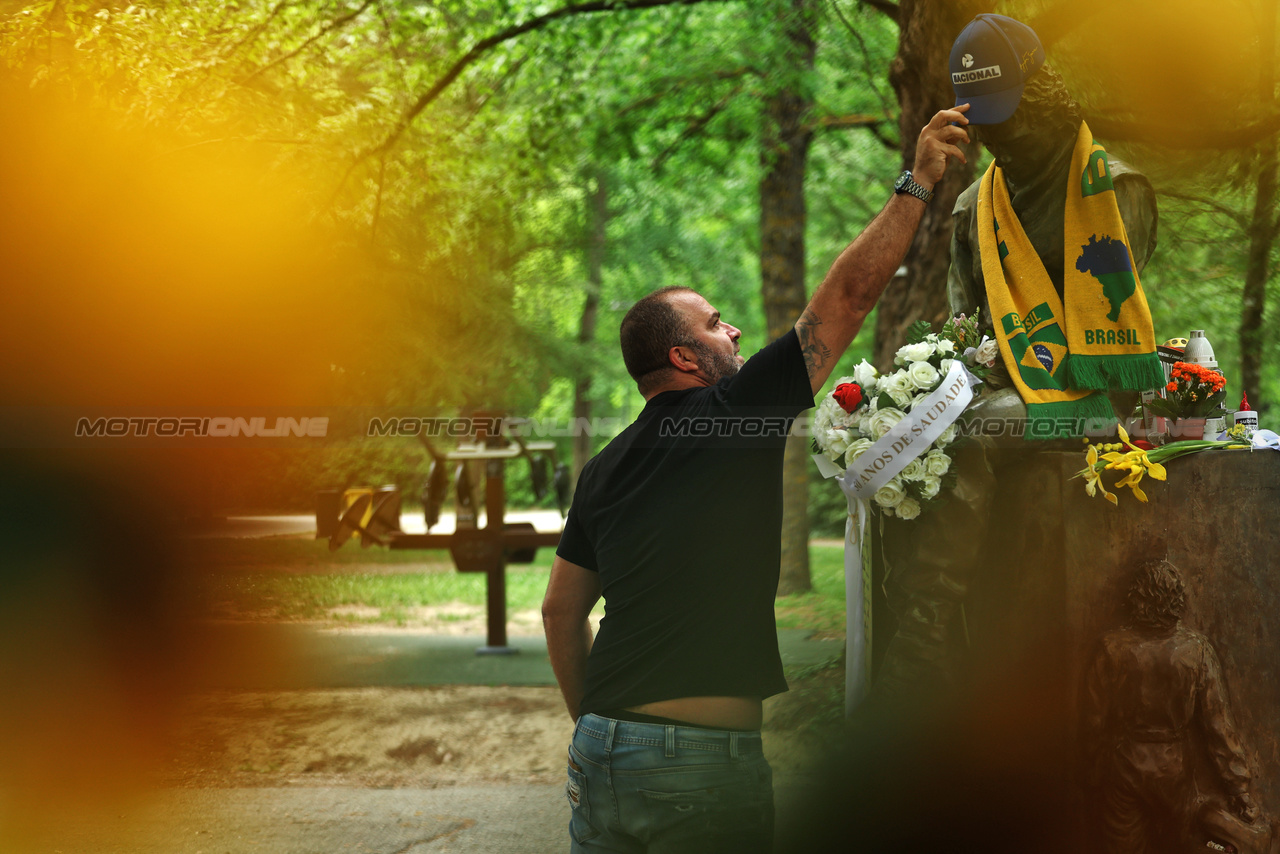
[965,449,1280,850]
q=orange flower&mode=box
[1166,382,1177,392]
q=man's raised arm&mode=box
[797,105,971,394]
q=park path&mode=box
[41,780,820,854]
[41,785,567,854]
[25,516,834,853]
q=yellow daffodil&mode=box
[1115,425,1167,481]
[1113,465,1149,502]
[1099,451,1150,502]
[1075,427,1253,505]
[1077,427,1168,505]
[1078,444,1117,505]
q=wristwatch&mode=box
[894,170,934,204]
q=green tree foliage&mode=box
[1009,0,1280,413]
[7,0,1272,532]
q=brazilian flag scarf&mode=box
[977,121,1164,440]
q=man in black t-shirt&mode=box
[542,104,971,854]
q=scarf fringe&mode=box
[1024,393,1116,441]
[1065,352,1165,392]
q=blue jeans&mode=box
[565,713,774,853]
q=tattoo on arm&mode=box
[797,307,833,379]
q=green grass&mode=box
[774,544,847,634]
[192,537,555,623]
[201,550,555,622]
[183,537,459,569]
[200,540,848,634]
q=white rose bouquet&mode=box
[812,318,984,519]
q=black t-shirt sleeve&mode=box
[721,327,815,413]
[555,488,598,572]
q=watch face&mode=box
[895,172,910,191]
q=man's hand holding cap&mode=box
[910,104,971,193]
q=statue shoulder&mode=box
[1109,158,1156,201]
[1105,156,1146,177]
[1107,156,1149,182]
[1106,156,1156,209]
[1108,157,1159,271]
[952,178,983,219]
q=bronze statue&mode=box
[1081,560,1270,854]
[950,62,1158,429]
[868,22,1158,712]
[950,63,1158,324]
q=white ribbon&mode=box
[811,456,872,714]
[839,487,870,714]
[842,359,974,501]
[810,357,976,715]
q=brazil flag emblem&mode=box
[1000,302,1070,391]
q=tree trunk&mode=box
[573,167,606,482]
[760,0,815,596]
[1242,0,1276,412]
[874,0,985,370]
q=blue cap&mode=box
[950,14,1044,125]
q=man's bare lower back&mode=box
[624,696,762,730]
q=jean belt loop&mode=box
[604,717,617,756]
[729,731,740,760]
[664,725,676,759]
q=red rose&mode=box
[833,383,863,413]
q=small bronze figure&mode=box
[1082,559,1271,854]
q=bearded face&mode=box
[688,339,741,384]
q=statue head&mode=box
[976,64,1083,185]
[949,14,1045,125]
[1126,559,1186,631]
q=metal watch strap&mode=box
[894,170,933,203]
